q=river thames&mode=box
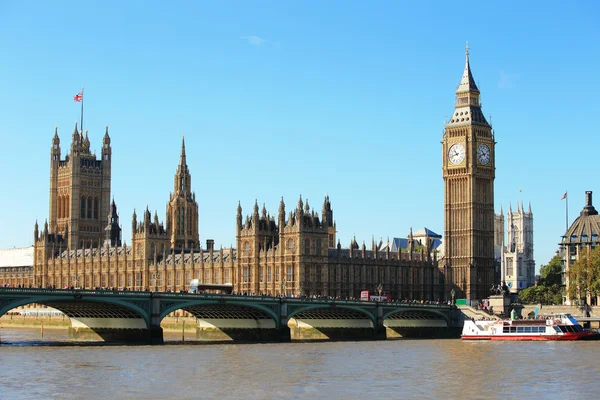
[1,328,599,399]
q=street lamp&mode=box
[377,283,383,299]
[71,275,79,289]
[152,272,161,293]
[450,288,456,304]
[281,279,287,297]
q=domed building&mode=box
[560,191,600,305]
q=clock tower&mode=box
[442,43,496,300]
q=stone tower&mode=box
[442,43,496,300]
[48,123,112,250]
[166,137,199,250]
[504,202,535,291]
[103,199,122,248]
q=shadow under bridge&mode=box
[160,300,281,341]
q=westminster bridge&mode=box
[0,288,463,344]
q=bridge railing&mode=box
[0,288,453,309]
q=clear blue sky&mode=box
[1,1,599,271]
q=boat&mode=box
[462,313,599,341]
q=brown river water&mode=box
[1,327,599,399]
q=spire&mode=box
[71,122,80,150]
[446,42,489,128]
[261,203,267,218]
[528,202,532,214]
[253,199,259,217]
[53,127,60,145]
[500,204,503,215]
[457,41,479,94]
[279,197,285,221]
[298,195,303,213]
[103,125,111,145]
[132,209,137,233]
[179,135,187,167]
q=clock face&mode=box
[448,143,465,165]
[477,144,491,165]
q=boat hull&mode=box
[462,332,599,341]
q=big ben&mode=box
[442,43,495,300]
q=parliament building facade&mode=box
[2,46,498,302]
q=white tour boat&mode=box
[462,314,599,341]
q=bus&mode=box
[189,279,234,294]
[360,290,391,302]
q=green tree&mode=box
[519,255,564,305]
[568,246,600,304]
[539,255,562,287]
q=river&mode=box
[1,327,599,399]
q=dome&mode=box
[561,191,600,245]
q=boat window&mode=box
[503,327,510,333]
[523,327,531,333]
[510,327,517,333]
[574,325,583,332]
[559,326,568,333]
[553,326,561,333]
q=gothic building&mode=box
[1,44,504,304]
[49,123,112,250]
[442,44,496,300]
[494,203,535,293]
[6,125,445,300]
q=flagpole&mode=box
[80,86,84,133]
[566,190,569,234]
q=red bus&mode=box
[360,290,391,302]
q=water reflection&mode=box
[1,327,599,399]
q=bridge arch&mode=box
[0,295,151,327]
[158,300,280,325]
[286,304,377,325]
[383,308,450,327]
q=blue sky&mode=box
[1,1,599,270]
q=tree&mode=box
[567,246,600,304]
[539,255,562,287]
[518,255,563,305]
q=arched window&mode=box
[65,195,69,218]
[150,243,155,258]
[80,197,86,218]
[87,197,92,219]
[93,197,99,220]
[57,196,62,219]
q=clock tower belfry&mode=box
[442,43,496,300]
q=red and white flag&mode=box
[561,192,567,200]
[73,92,83,102]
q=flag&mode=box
[73,92,83,102]
[561,192,567,200]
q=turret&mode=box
[297,195,304,219]
[51,127,61,163]
[132,209,137,234]
[253,199,259,222]
[278,197,285,227]
[34,220,39,242]
[70,122,81,155]
[236,202,243,230]
[102,126,112,162]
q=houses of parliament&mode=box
[0,46,496,301]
